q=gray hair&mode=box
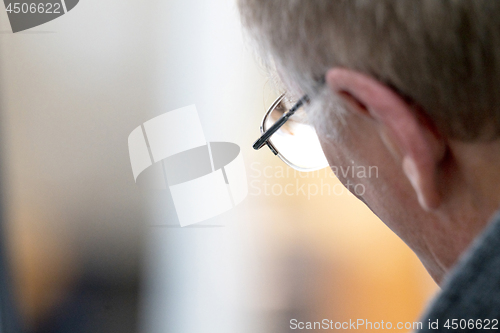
[238,0,500,141]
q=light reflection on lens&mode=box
[264,96,329,171]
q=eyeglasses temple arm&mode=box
[253,113,291,150]
[252,94,309,150]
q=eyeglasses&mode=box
[253,93,329,172]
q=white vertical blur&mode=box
[138,1,266,332]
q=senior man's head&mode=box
[239,0,500,284]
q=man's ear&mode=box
[325,68,446,211]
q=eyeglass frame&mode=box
[253,93,320,171]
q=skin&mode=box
[317,68,500,285]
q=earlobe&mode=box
[325,67,445,211]
[403,156,442,211]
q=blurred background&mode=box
[0,0,437,332]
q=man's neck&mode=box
[425,139,500,284]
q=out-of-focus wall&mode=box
[0,1,437,332]
[0,0,167,330]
